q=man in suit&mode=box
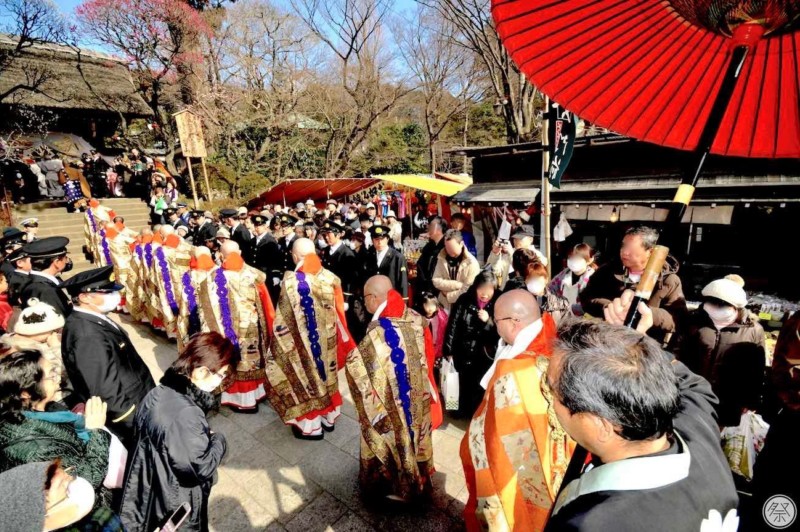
[364,225,408,299]
[61,266,156,446]
[166,207,189,232]
[4,247,31,307]
[277,213,299,275]
[320,220,356,300]
[19,236,74,316]
[249,214,283,302]
[191,210,217,245]
[176,202,191,225]
[220,208,252,258]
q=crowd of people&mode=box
[0,189,795,532]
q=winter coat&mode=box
[548,267,595,314]
[443,292,499,372]
[503,276,572,327]
[579,258,687,344]
[432,249,480,310]
[670,308,766,426]
[771,312,800,412]
[120,368,226,532]
[415,238,444,295]
[0,408,110,489]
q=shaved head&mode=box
[363,275,393,314]
[220,239,240,259]
[494,289,541,344]
[160,224,175,237]
[291,238,316,264]
[193,245,211,258]
[141,227,153,236]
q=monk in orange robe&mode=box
[345,275,442,502]
[461,289,574,531]
[266,238,355,438]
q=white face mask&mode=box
[96,292,122,313]
[196,373,224,393]
[526,277,546,296]
[567,257,587,274]
[704,303,737,323]
[317,238,327,248]
[44,476,95,531]
[347,241,355,250]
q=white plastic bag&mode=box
[720,410,769,480]
[440,358,460,411]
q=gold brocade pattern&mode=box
[265,269,340,422]
[345,309,434,500]
[199,265,269,382]
[176,269,212,352]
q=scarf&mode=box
[445,254,461,280]
[160,368,219,414]
[480,318,543,389]
[23,410,90,443]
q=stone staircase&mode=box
[12,198,151,277]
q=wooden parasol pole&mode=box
[185,157,200,210]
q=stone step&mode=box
[14,208,151,222]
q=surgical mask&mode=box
[317,238,327,249]
[526,277,546,296]
[44,476,95,531]
[195,372,224,393]
[567,257,587,274]
[96,292,122,313]
[705,303,737,324]
[62,257,73,273]
[347,241,356,250]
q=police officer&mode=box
[191,210,217,245]
[61,265,155,446]
[220,208,252,257]
[249,214,282,302]
[4,247,31,307]
[319,220,356,298]
[364,225,408,299]
[277,213,299,274]
[19,236,73,316]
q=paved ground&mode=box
[113,313,470,532]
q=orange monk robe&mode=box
[345,290,442,500]
[266,254,355,435]
[460,314,574,532]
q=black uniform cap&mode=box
[369,225,390,238]
[220,208,238,218]
[22,236,69,258]
[251,215,268,226]
[320,220,345,234]
[61,265,123,297]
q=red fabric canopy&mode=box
[491,0,800,158]
[251,178,377,207]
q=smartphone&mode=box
[157,502,191,532]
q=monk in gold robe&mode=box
[98,221,135,312]
[127,229,154,323]
[346,275,443,502]
[199,240,274,411]
[266,238,355,439]
[460,290,574,532]
[176,245,216,351]
[151,225,191,339]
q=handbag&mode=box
[720,410,769,481]
[440,357,460,411]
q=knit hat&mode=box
[14,298,65,336]
[701,278,747,308]
[0,461,49,532]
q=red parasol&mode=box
[491,0,800,160]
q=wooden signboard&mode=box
[174,110,207,158]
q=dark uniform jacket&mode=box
[321,242,357,297]
[279,234,297,274]
[171,218,189,231]
[229,222,252,256]
[6,269,30,307]
[20,272,71,316]
[250,232,282,302]
[364,246,408,298]
[120,369,225,532]
[61,309,155,445]
[194,220,218,244]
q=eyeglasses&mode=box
[495,316,520,323]
[364,293,376,300]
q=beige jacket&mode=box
[432,249,480,309]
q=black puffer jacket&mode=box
[120,369,225,532]
[443,291,499,372]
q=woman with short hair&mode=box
[509,248,571,326]
[548,242,597,315]
[120,332,240,532]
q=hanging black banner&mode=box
[547,102,576,189]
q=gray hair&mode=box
[553,320,679,441]
[624,225,659,251]
[444,229,463,244]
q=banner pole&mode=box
[541,96,552,277]
[185,157,200,210]
[200,157,212,203]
